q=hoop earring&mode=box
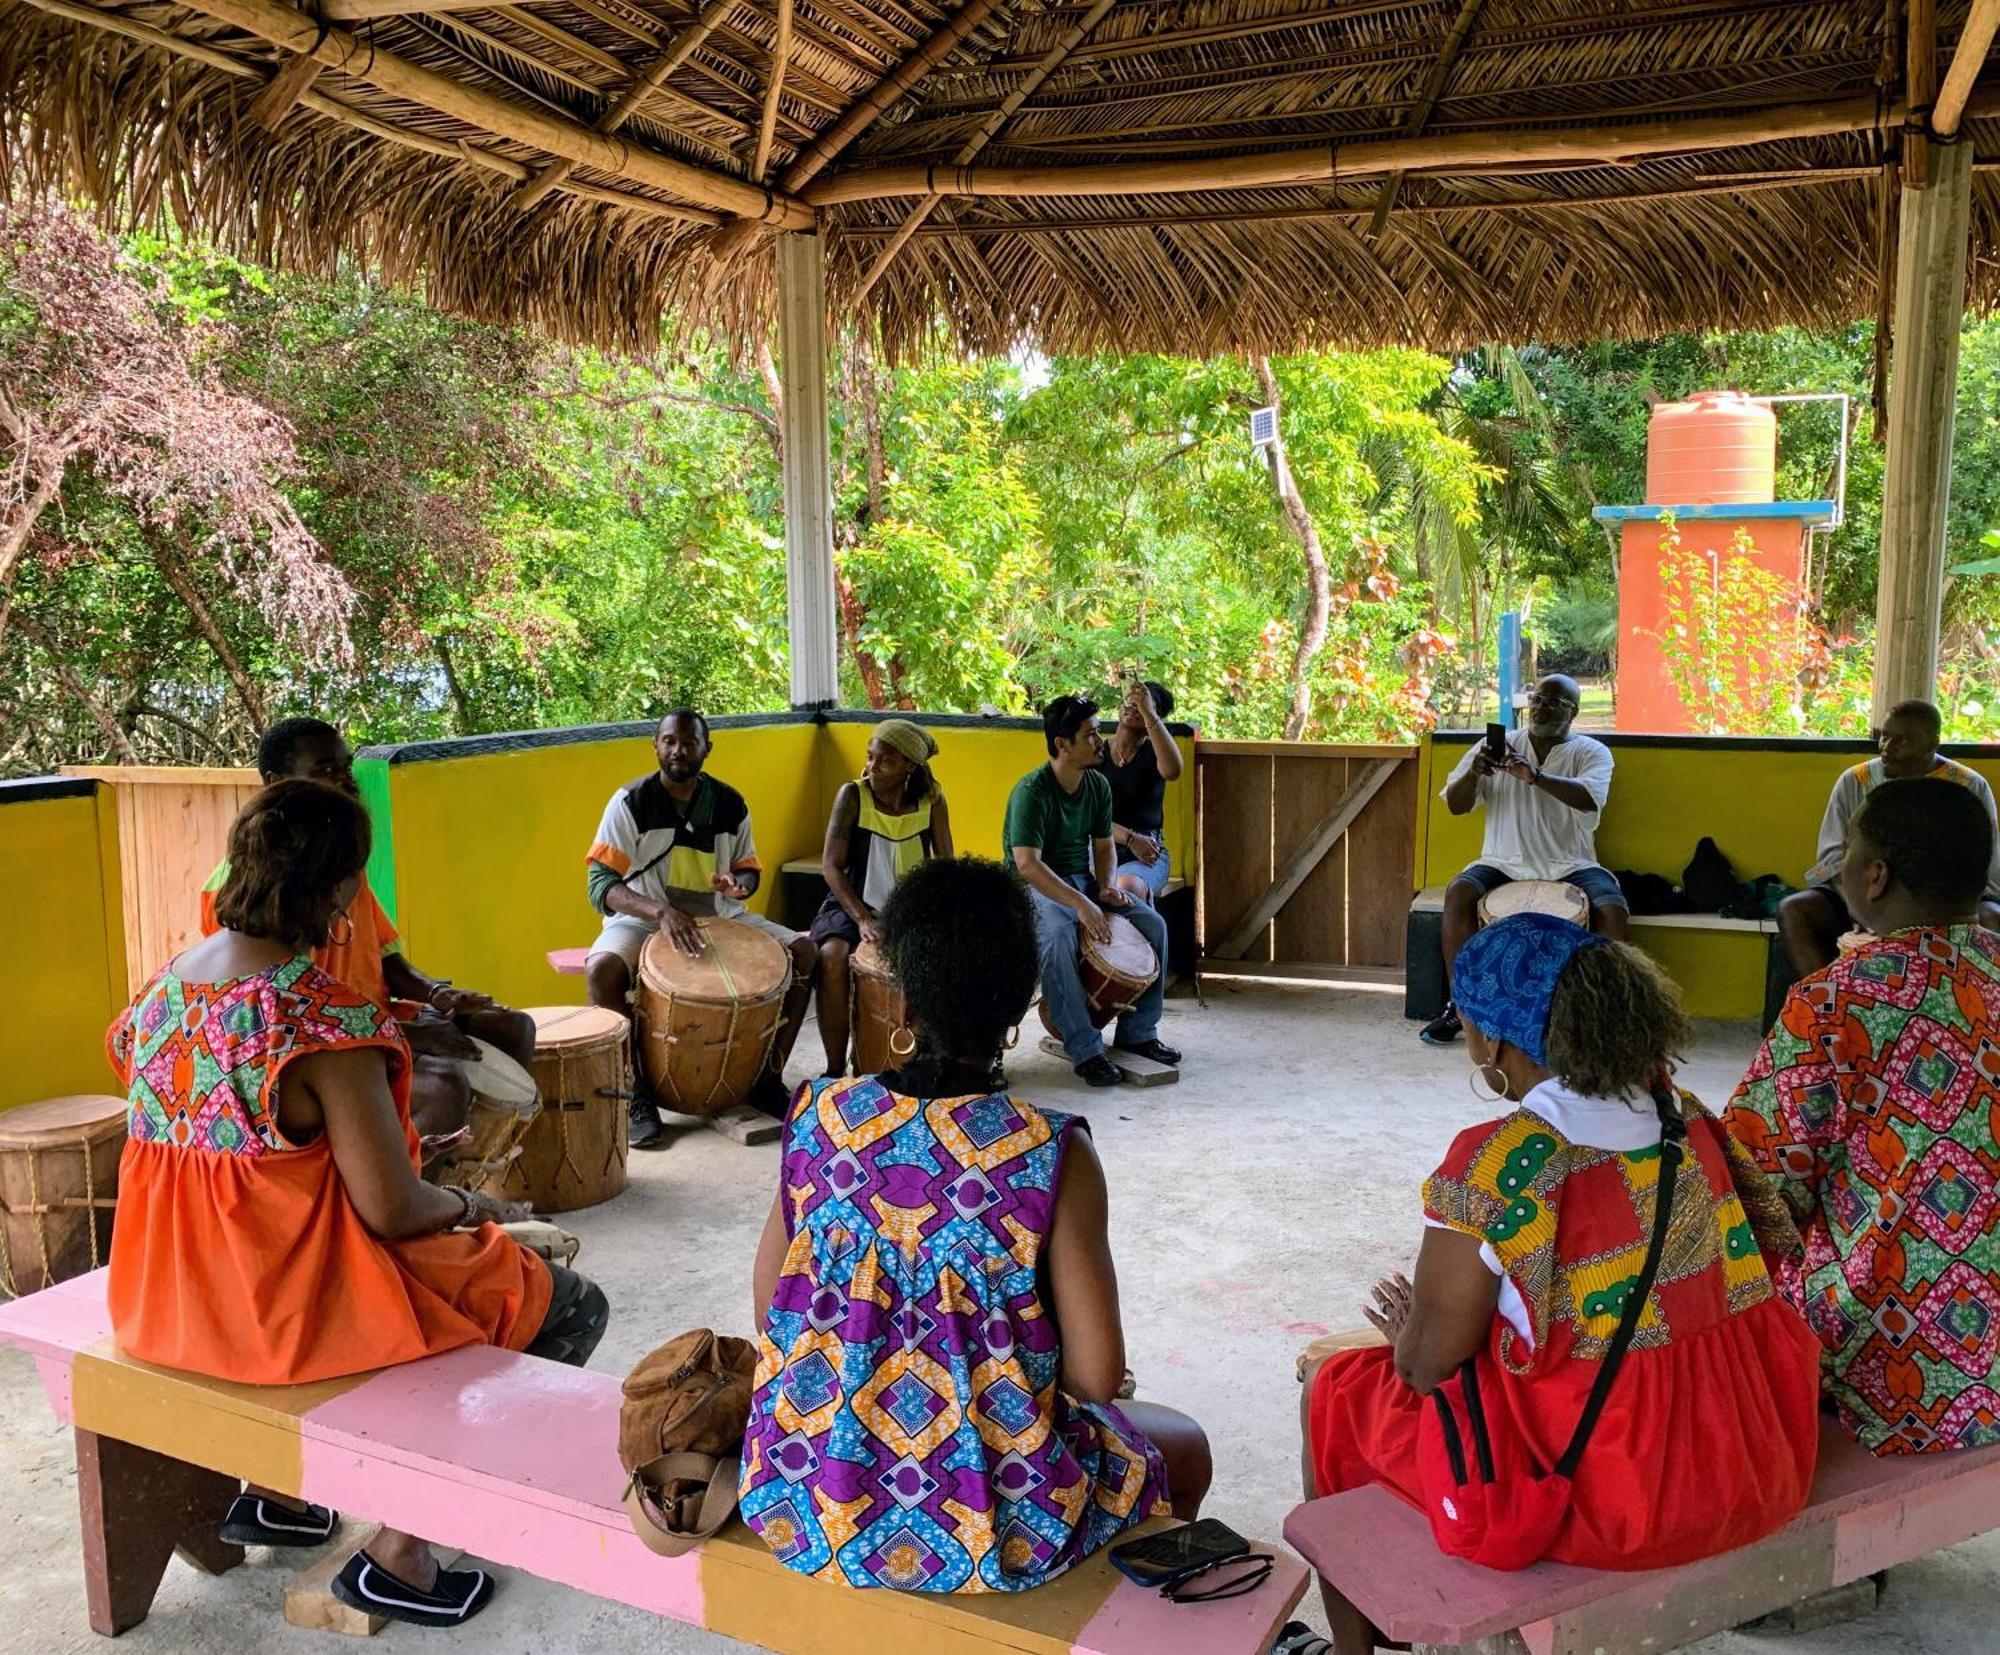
[328,911,355,948]
[1469,1063,1509,1104]
[889,1026,916,1057]
[1003,1025,1020,1051]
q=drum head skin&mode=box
[526,1004,629,1049]
[456,1039,539,1109]
[1477,880,1590,927]
[0,1095,129,1148]
[639,917,790,1004]
[1094,913,1158,979]
[851,940,894,982]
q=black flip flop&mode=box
[218,1494,339,1548]
[330,1550,495,1628]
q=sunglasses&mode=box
[1160,1551,1276,1604]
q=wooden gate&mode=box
[1196,742,1417,979]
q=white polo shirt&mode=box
[1443,726,1613,881]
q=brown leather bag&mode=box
[618,1328,758,1557]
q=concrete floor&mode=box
[3,981,1997,1653]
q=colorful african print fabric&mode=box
[1726,924,2000,1454]
[740,1077,1169,1593]
[1310,1090,1822,1571]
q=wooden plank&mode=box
[1344,756,1416,967]
[1194,741,1416,759]
[282,1523,463,1636]
[1209,759,1402,962]
[1201,960,1403,988]
[1198,753,1274,964]
[1269,753,1348,967]
[705,1104,783,1145]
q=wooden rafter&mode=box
[167,0,813,223]
[510,0,739,210]
[755,0,795,179]
[805,88,1937,205]
[1366,0,1486,234]
[17,0,721,223]
[1936,0,2000,133]
[1907,0,1937,185]
[322,0,496,17]
[246,49,323,129]
[854,0,1118,302]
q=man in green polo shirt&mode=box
[1004,694,1180,1086]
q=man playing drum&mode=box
[1005,695,1180,1087]
[1420,675,1628,1046]
[1777,698,2000,977]
[200,718,537,1143]
[585,709,817,1149]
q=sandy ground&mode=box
[3,982,1995,1653]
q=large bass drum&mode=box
[636,919,791,1116]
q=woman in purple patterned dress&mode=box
[740,857,1210,1592]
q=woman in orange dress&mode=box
[1301,915,1821,1648]
[107,778,609,1629]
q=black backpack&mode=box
[1682,836,1744,914]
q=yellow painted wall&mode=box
[381,722,822,1011]
[0,787,127,1112]
[817,720,1197,875]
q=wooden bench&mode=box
[0,1271,1307,1651]
[1284,1434,2000,1654]
[1404,885,1779,1023]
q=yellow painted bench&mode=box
[0,1272,1307,1651]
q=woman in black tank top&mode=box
[1102,680,1183,903]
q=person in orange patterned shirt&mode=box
[1727,779,2000,1454]
[201,717,535,1144]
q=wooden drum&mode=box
[849,940,907,1075]
[1039,913,1159,1036]
[1477,879,1591,927]
[432,1038,540,1193]
[508,1006,632,1213]
[637,918,791,1117]
[0,1095,127,1297]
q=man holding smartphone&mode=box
[1420,674,1627,1045]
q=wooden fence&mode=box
[62,767,261,994]
[1196,742,1418,978]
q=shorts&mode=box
[1451,862,1629,915]
[808,896,862,949]
[588,907,801,969]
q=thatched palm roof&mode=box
[3,0,1997,353]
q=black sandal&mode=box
[330,1550,495,1628]
[218,1494,339,1548]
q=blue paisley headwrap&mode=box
[1452,911,1608,1066]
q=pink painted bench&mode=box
[548,947,590,975]
[0,1272,1308,1650]
[1284,1434,2000,1654]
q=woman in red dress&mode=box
[1302,914,1820,1647]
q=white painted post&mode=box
[776,232,839,709]
[1874,136,1973,718]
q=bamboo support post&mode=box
[511,0,738,211]
[1935,0,2000,135]
[1907,0,1937,186]
[755,0,795,182]
[170,0,813,226]
[777,236,839,709]
[853,0,1120,302]
[1874,135,1973,716]
[1367,0,1487,236]
[804,90,1925,206]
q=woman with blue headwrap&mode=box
[1300,915,1820,1604]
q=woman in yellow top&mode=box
[809,720,954,1075]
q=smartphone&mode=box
[1108,1518,1251,1587]
[1484,721,1509,763]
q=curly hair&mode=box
[878,858,1038,1089]
[1543,940,1690,1100]
[213,779,371,948]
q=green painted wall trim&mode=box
[353,756,399,927]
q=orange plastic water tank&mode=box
[1644,391,1776,506]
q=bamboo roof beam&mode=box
[755,0,796,179]
[167,0,814,224]
[247,49,323,129]
[1907,0,1937,185]
[510,0,741,210]
[853,0,1117,302]
[1936,0,2000,134]
[1367,0,1486,234]
[15,0,721,224]
[805,89,1982,205]
[321,0,499,16]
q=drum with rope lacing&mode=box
[636,918,790,1120]
[0,1094,127,1296]
[506,1005,632,1213]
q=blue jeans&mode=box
[1114,842,1172,901]
[1030,876,1167,1063]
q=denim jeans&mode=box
[1113,842,1172,902]
[1030,875,1167,1063]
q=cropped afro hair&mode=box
[878,858,1037,1085]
